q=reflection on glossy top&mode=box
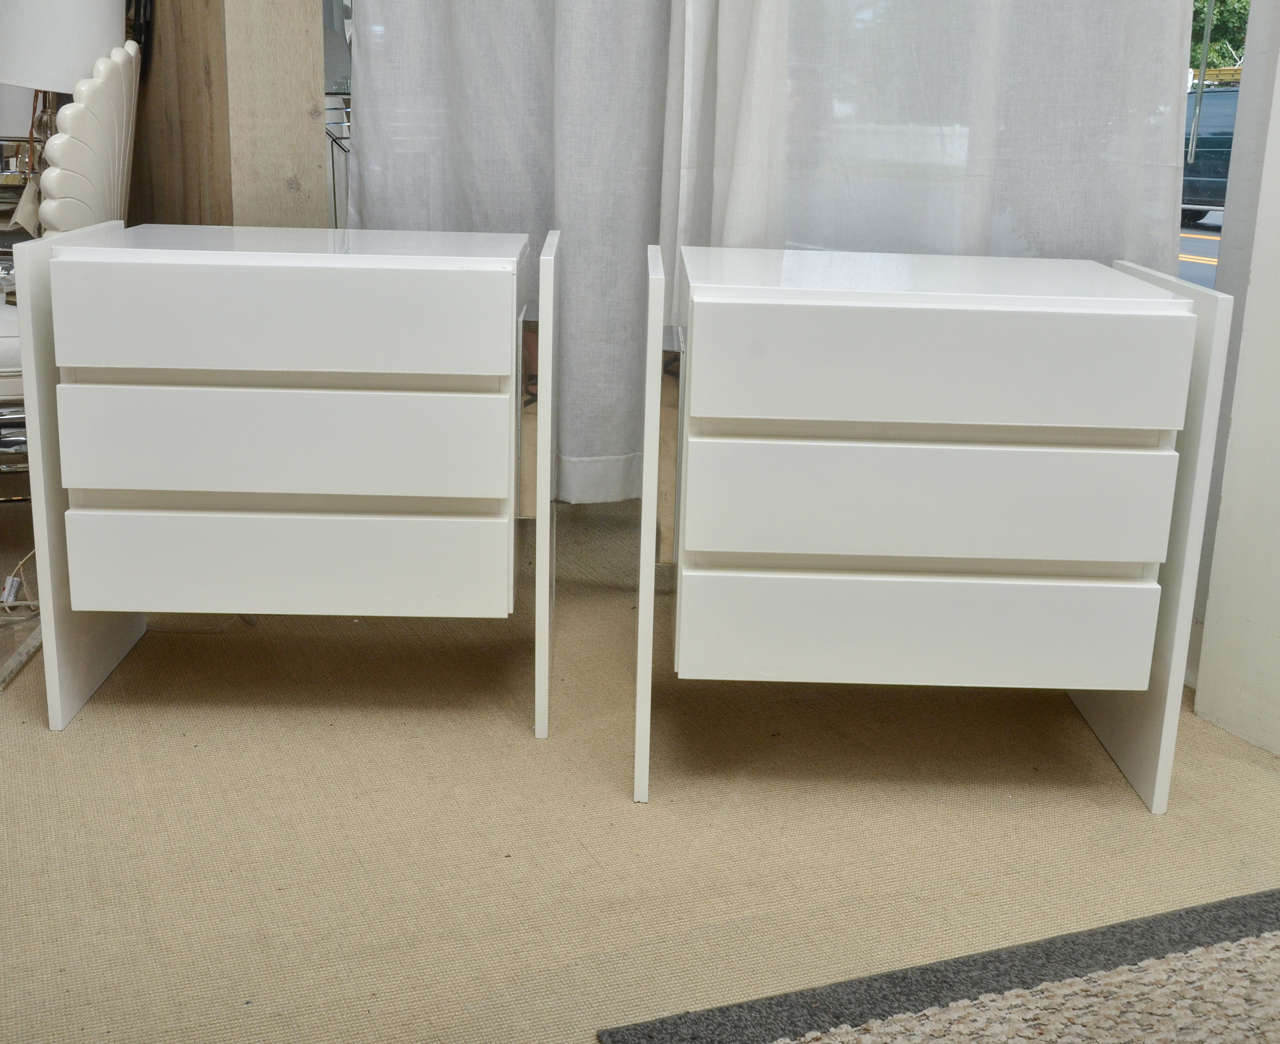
[682,247,1187,308]
[55,224,529,263]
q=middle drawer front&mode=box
[58,384,512,499]
[66,509,511,617]
[683,437,1179,563]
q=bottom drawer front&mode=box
[66,509,511,617]
[676,569,1159,690]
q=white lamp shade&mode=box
[0,0,126,94]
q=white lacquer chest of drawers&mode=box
[635,246,1232,812]
[16,222,560,735]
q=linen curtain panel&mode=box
[349,1,670,503]
[351,0,1192,504]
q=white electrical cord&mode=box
[2,547,38,618]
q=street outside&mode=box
[1179,210,1223,287]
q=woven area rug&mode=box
[599,889,1280,1044]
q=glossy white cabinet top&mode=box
[682,246,1192,312]
[51,224,529,269]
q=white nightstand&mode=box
[635,245,1231,811]
[16,222,560,735]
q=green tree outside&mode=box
[1191,0,1250,69]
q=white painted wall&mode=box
[1195,0,1280,754]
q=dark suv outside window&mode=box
[1183,87,1237,224]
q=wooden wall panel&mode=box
[129,0,233,225]
[223,0,328,227]
[129,0,327,228]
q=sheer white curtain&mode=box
[349,1,669,503]
[661,0,1193,318]
[351,0,1192,503]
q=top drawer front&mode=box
[50,259,516,376]
[688,299,1195,430]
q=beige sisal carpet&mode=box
[1,499,1279,1043]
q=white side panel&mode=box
[58,384,512,499]
[50,259,516,375]
[534,232,560,739]
[14,226,146,731]
[688,300,1195,430]
[684,438,1179,563]
[66,510,511,617]
[635,248,665,802]
[677,568,1161,691]
[1073,265,1234,813]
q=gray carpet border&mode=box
[598,887,1280,1044]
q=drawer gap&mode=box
[685,551,1152,582]
[69,489,509,518]
[62,367,508,395]
[690,417,1167,448]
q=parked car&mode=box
[1183,86,1237,225]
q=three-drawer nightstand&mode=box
[635,246,1231,811]
[16,223,560,735]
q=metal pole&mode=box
[1188,0,1217,164]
